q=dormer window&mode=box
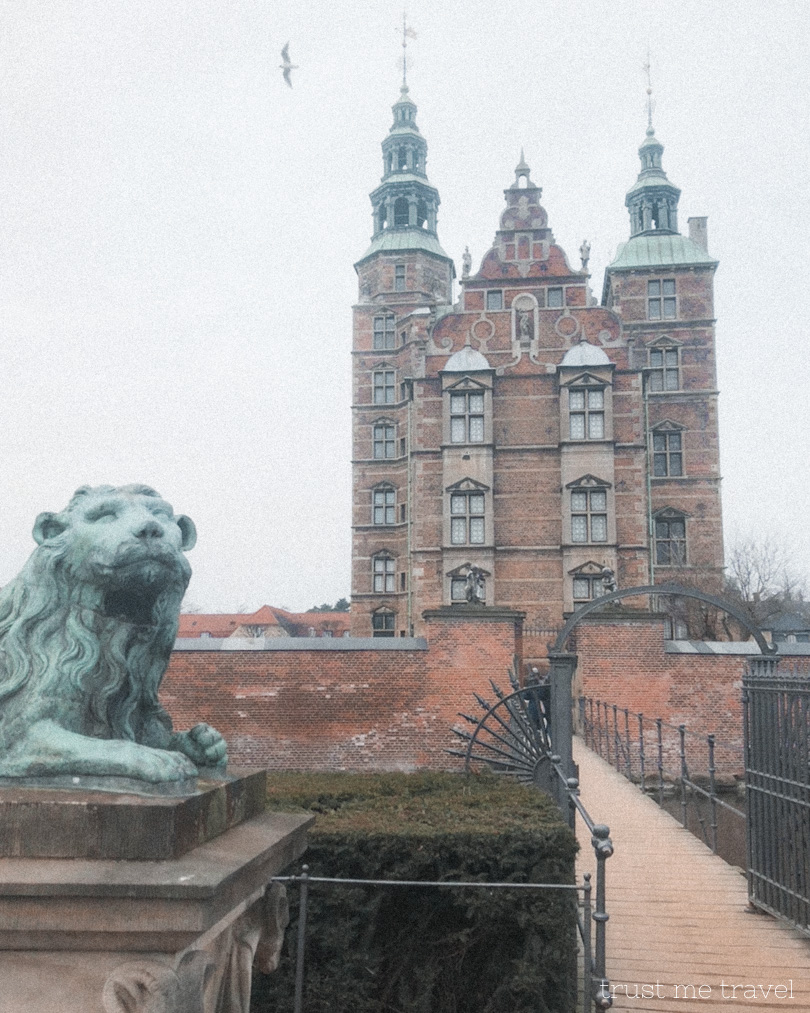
[569,388,605,440]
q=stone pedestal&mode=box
[0,772,312,1013]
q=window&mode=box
[373,314,396,350]
[569,388,605,440]
[372,554,396,593]
[573,574,604,604]
[373,369,395,405]
[450,492,485,545]
[395,264,406,291]
[450,390,485,443]
[486,290,503,311]
[372,609,396,638]
[655,515,686,566]
[373,422,395,459]
[649,346,680,391]
[652,429,683,477]
[648,279,676,320]
[571,489,608,543]
[548,287,564,309]
[373,486,396,524]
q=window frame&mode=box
[394,264,406,291]
[569,386,605,441]
[648,279,676,321]
[372,420,396,459]
[486,290,503,311]
[372,369,396,405]
[654,513,687,567]
[652,426,684,477]
[371,608,396,638]
[547,286,564,309]
[373,314,396,351]
[570,487,608,544]
[648,343,681,392]
[372,553,396,593]
[449,491,486,546]
[449,389,486,444]
[372,485,396,525]
[573,574,604,605]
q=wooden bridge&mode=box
[574,739,810,1011]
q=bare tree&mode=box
[724,533,808,627]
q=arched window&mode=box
[416,200,427,228]
[377,205,387,231]
[394,198,409,227]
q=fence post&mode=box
[638,713,646,792]
[293,865,310,1013]
[623,709,632,781]
[582,873,593,1012]
[656,718,664,806]
[707,733,718,854]
[678,725,688,829]
[591,825,614,1010]
[548,652,578,794]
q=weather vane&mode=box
[400,11,417,87]
[642,47,655,129]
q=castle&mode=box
[350,82,723,637]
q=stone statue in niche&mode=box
[463,564,487,604]
[0,485,227,783]
[601,566,618,594]
[518,309,532,343]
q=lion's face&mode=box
[32,486,197,625]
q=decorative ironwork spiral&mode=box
[448,673,552,785]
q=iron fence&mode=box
[743,659,810,935]
[579,696,745,857]
[271,865,605,1013]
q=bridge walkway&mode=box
[573,739,810,1011]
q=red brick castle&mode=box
[351,83,723,637]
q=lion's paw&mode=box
[174,724,227,768]
[125,744,198,783]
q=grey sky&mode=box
[1,1,808,611]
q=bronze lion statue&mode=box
[0,484,226,783]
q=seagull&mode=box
[280,43,298,88]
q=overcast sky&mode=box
[1,1,808,612]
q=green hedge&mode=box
[251,771,578,1013]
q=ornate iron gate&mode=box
[744,658,810,935]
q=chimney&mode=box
[688,216,708,251]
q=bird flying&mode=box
[280,43,298,88]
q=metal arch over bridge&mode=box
[551,581,775,656]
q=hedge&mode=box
[251,771,578,1013]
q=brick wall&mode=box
[160,608,523,771]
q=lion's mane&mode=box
[0,485,188,748]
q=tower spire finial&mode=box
[400,12,417,89]
[643,47,655,132]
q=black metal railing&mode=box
[743,659,810,936]
[579,696,745,858]
[272,864,608,1013]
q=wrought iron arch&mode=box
[551,581,774,656]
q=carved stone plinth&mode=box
[0,806,312,1012]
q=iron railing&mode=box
[743,659,810,935]
[579,696,745,857]
[272,864,606,1013]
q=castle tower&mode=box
[350,85,455,637]
[603,120,724,594]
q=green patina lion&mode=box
[0,484,226,783]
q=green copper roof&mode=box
[608,233,717,270]
[357,227,451,263]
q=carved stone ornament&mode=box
[103,884,289,1013]
[0,485,228,784]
